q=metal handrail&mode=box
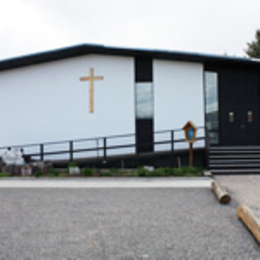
[0,126,206,163]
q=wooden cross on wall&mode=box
[80,68,104,113]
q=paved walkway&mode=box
[0,177,212,188]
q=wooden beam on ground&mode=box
[211,180,231,204]
[237,205,260,243]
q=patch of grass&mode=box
[172,168,183,176]
[135,167,150,177]
[162,167,174,176]
[172,167,204,176]
[100,171,112,177]
[183,167,204,176]
[31,166,204,178]
[81,167,93,177]
[109,168,119,176]
[130,166,205,177]
[48,168,59,177]
[181,166,196,174]
[58,173,67,178]
[184,171,203,177]
[148,168,166,177]
[0,172,11,178]
[195,167,205,175]
[129,171,139,177]
[48,173,56,177]
[34,171,44,178]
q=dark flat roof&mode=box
[0,43,260,71]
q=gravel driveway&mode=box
[0,187,259,260]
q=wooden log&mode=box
[211,180,231,204]
[237,205,260,243]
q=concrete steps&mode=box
[209,146,260,174]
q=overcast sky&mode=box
[0,0,259,60]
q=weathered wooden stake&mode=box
[211,180,231,204]
[237,205,260,243]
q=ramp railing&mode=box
[0,127,206,164]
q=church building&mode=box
[0,44,260,172]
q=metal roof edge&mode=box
[0,43,260,72]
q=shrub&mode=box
[186,171,203,177]
[129,171,139,177]
[181,166,197,174]
[135,167,150,177]
[163,167,176,176]
[195,167,204,175]
[101,171,112,177]
[151,168,166,177]
[48,168,59,177]
[34,171,43,178]
[58,173,67,178]
[82,167,93,177]
[172,168,183,176]
[0,172,11,178]
[109,168,119,176]
[181,167,204,176]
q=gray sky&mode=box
[0,0,259,60]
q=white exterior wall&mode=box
[0,55,135,159]
[153,60,204,150]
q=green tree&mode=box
[245,30,260,58]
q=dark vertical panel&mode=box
[258,75,260,97]
[135,56,154,153]
[135,56,153,82]
[136,119,154,153]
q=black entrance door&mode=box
[220,68,260,146]
[222,103,259,145]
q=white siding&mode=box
[0,55,135,158]
[153,60,204,150]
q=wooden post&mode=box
[211,180,231,204]
[237,205,260,243]
[189,142,193,167]
[182,121,197,167]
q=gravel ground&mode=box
[216,175,260,218]
[0,188,259,260]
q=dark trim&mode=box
[136,119,154,153]
[53,148,206,169]
[204,70,221,146]
[1,44,260,72]
[135,56,153,82]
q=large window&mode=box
[205,72,219,144]
[136,82,154,119]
